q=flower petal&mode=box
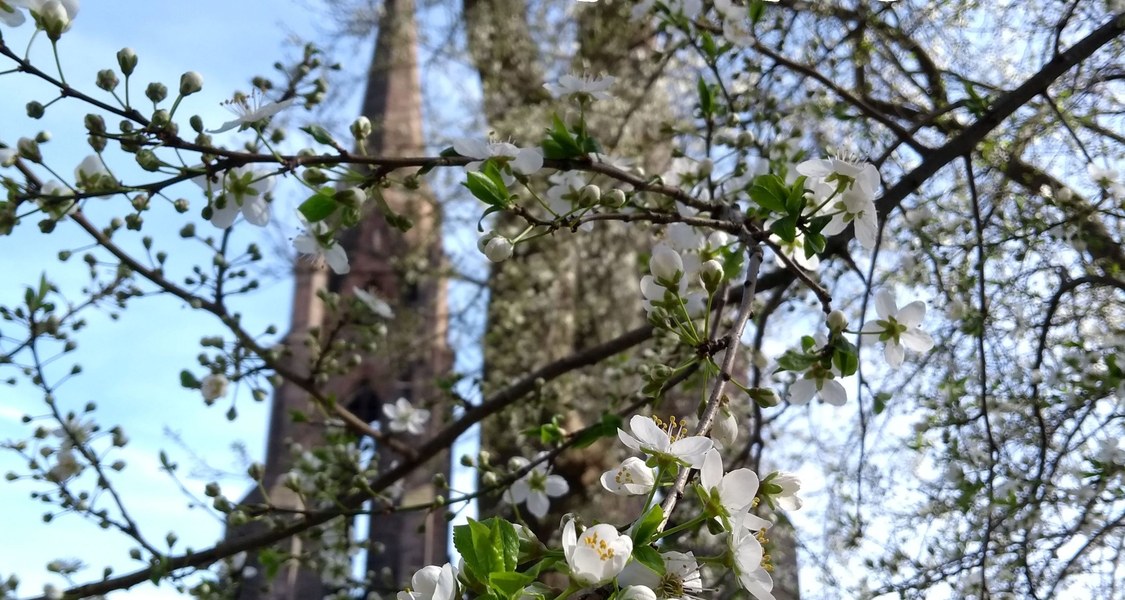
[875,289,896,320]
[901,328,935,353]
[896,301,926,327]
[884,340,905,368]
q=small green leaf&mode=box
[697,76,714,117]
[631,505,664,546]
[300,125,338,146]
[749,174,787,213]
[769,216,798,243]
[488,572,534,600]
[297,190,338,222]
[632,545,665,575]
[873,392,891,415]
[749,0,766,23]
[776,350,818,373]
[464,171,509,207]
[179,370,199,389]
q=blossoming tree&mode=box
[1,1,1124,600]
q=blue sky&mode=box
[0,2,368,597]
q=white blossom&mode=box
[618,551,703,600]
[192,165,274,229]
[354,287,394,319]
[561,518,632,585]
[382,397,431,435]
[210,91,297,133]
[397,563,458,600]
[699,449,770,530]
[861,288,935,368]
[507,455,569,519]
[201,373,229,402]
[600,457,656,496]
[293,220,350,275]
[618,414,712,468]
[544,74,615,102]
[454,138,542,175]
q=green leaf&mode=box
[300,125,338,146]
[785,176,808,215]
[453,522,485,587]
[258,548,283,580]
[631,505,664,546]
[700,31,718,60]
[697,76,714,118]
[179,370,200,389]
[776,350,818,373]
[769,215,798,243]
[750,176,787,213]
[873,392,890,415]
[297,190,338,223]
[749,0,765,23]
[572,413,624,449]
[543,114,583,159]
[807,215,833,235]
[632,545,665,575]
[464,171,509,207]
[488,572,534,600]
[804,231,826,257]
[831,336,859,377]
[470,518,503,577]
[489,517,520,572]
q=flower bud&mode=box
[620,586,658,600]
[649,243,683,285]
[96,69,119,92]
[0,146,16,168]
[711,402,738,448]
[38,0,71,40]
[303,168,329,186]
[17,137,41,163]
[700,259,724,293]
[26,101,45,119]
[336,187,366,208]
[135,149,161,172]
[145,82,168,104]
[117,48,138,77]
[827,309,848,332]
[150,109,171,129]
[189,115,204,133]
[84,114,106,135]
[477,231,497,254]
[749,387,780,408]
[179,71,204,96]
[484,236,514,263]
[698,158,713,177]
[578,184,601,207]
[350,116,372,140]
[603,188,627,208]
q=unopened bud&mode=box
[26,101,45,119]
[179,71,204,96]
[17,138,41,163]
[827,310,848,332]
[189,115,204,133]
[303,168,329,185]
[39,0,71,40]
[336,187,366,208]
[350,116,372,140]
[84,114,106,135]
[96,69,119,92]
[117,48,138,77]
[145,82,168,104]
[749,387,780,408]
[484,236,513,263]
[578,184,601,207]
[700,259,724,292]
[603,188,627,208]
[135,149,161,172]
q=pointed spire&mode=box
[360,0,424,156]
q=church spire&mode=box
[231,0,450,597]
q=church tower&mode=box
[231,0,452,597]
